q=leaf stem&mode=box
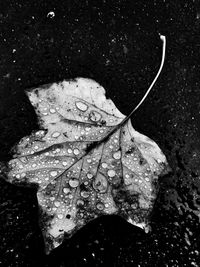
[99,34,167,144]
[121,34,166,124]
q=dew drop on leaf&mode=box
[73,148,80,155]
[69,178,79,188]
[107,169,116,178]
[89,110,102,122]
[50,108,56,113]
[75,101,88,111]
[52,132,60,138]
[50,171,58,177]
[113,151,121,160]
[101,162,108,169]
[54,201,61,207]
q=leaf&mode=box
[6,78,169,253]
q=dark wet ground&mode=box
[0,0,200,266]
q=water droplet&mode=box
[80,191,90,198]
[89,111,102,122]
[113,151,121,160]
[50,108,56,113]
[75,101,88,112]
[87,173,93,179]
[52,132,60,138]
[47,11,55,18]
[87,158,92,163]
[67,148,72,154]
[107,169,116,178]
[96,202,104,211]
[101,162,107,169]
[50,170,58,177]
[68,194,73,199]
[21,173,26,178]
[85,127,91,131]
[62,161,68,166]
[54,201,60,207]
[57,214,63,219]
[73,148,80,155]
[32,163,37,168]
[77,199,84,206]
[93,173,108,193]
[63,188,70,194]
[69,178,79,188]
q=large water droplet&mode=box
[87,173,93,179]
[87,158,92,163]
[96,202,105,211]
[50,170,58,177]
[21,173,26,178]
[57,214,64,219]
[89,110,101,122]
[77,199,84,206]
[107,169,116,178]
[63,188,70,194]
[113,151,121,160]
[52,132,61,138]
[50,108,56,113]
[80,191,90,198]
[73,148,80,155]
[93,173,108,193]
[75,101,88,112]
[69,178,79,188]
[101,162,107,169]
[67,148,72,154]
[54,201,60,207]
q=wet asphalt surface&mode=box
[0,0,200,266]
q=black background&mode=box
[0,0,200,266]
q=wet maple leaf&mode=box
[3,35,169,254]
[6,77,169,253]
